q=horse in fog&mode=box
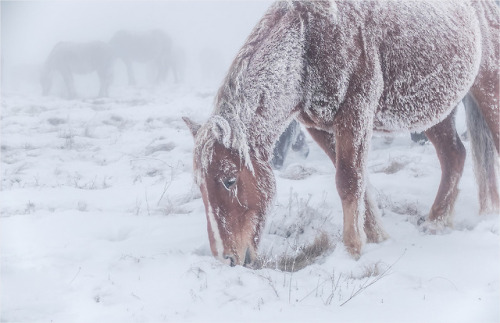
[40,41,114,99]
[109,29,177,85]
[184,0,499,267]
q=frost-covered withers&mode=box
[185,1,499,265]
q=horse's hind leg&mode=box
[424,108,466,228]
[363,181,388,243]
[124,59,136,86]
[272,122,294,169]
[466,4,500,213]
[306,127,388,244]
[470,76,500,153]
[467,83,500,214]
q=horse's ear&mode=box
[182,117,201,137]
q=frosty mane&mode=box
[195,2,305,179]
[201,2,311,170]
[195,115,253,181]
[196,2,341,179]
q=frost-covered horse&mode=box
[41,41,114,98]
[184,1,499,267]
[109,30,175,85]
[272,120,309,169]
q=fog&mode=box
[1,1,272,94]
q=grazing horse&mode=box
[272,120,309,169]
[109,29,175,85]
[40,41,114,99]
[184,0,499,267]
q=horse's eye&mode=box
[222,177,236,190]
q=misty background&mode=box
[1,1,273,95]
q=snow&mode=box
[1,85,499,323]
[1,1,499,321]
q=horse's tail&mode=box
[464,93,499,214]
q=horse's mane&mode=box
[195,2,299,178]
[214,2,292,115]
[194,114,253,183]
[196,1,334,179]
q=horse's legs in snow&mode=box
[333,110,374,256]
[291,122,309,158]
[362,181,388,243]
[156,57,168,84]
[467,70,500,214]
[61,69,76,99]
[97,67,113,97]
[470,75,500,154]
[124,59,136,86]
[307,127,387,244]
[272,121,294,169]
[424,108,466,227]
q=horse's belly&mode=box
[71,63,95,75]
[373,0,481,132]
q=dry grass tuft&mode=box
[255,232,334,272]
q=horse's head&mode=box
[183,117,276,267]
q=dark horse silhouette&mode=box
[272,120,309,169]
[40,41,114,99]
[184,1,499,267]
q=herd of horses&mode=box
[183,0,499,267]
[40,29,182,99]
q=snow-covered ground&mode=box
[1,84,499,323]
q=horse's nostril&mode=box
[224,254,236,267]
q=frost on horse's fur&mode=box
[372,1,482,132]
[194,1,307,179]
[189,0,499,266]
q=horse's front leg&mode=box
[424,109,466,229]
[61,69,76,99]
[97,67,113,98]
[306,127,388,244]
[333,107,376,257]
[124,59,136,86]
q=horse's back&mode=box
[109,29,172,62]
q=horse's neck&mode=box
[215,3,308,162]
[215,72,303,164]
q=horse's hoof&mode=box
[365,226,389,244]
[421,219,452,235]
[344,241,362,260]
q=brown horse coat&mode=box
[186,1,499,266]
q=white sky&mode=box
[1,1,272,67]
